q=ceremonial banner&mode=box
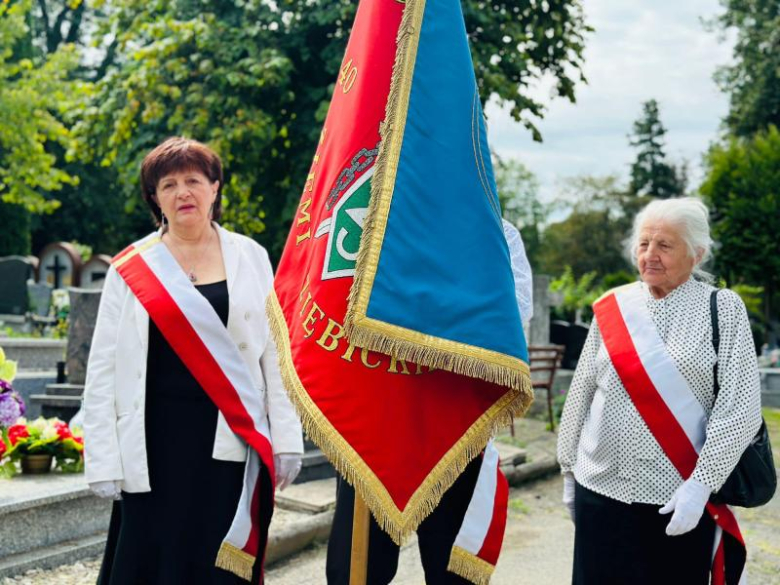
[268,0,532,581]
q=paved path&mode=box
[265,474,573,585]
[268,473,780,585]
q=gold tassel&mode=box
[343,0,533,396]
[447,546,496,585]
[215,542,254,582]
[266,292,530,546]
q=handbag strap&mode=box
[710,289,720,398]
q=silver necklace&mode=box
[166,227,213,283]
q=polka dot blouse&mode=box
[556,277,763,505]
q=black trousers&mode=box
[326,457,482,585]
[573,482,716,585]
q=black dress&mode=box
[98,281,267,585]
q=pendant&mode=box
[188,271,197,283]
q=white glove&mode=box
[659,478,711,536]
[274,453,302,491]
[562,473,576,522]
[89,480,122,501]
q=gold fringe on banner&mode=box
[447,546,496,585]
[266,292,529,544]
[343,0,533,396]
[215,542,255,582]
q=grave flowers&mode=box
[0,379,25,427]
[0,346,25,429]
[1,417,84,476]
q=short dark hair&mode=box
[140,137,224,224]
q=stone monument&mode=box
[0,256,33,315]
[31,287,102,421]
[38,242,82,289]
[81,255,113,289]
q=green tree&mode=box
[75,0,591,261]
[539,209,632,278]
[29,0,88,54]
[19,1,135,255]
[539,175,635,278]
[0,0,92,255]
[628,100,687,199]
[700,126,780,329]
[549,266,603,323]
[711,0,780,137]
[0,0,86,215]
[495,158,546,267]
[0,200,32,256]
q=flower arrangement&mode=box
[0,347,25,427]
[1,417,84,477]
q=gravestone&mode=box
[81,255,112,289]
[27,282,53,317]
[38,243,82,289]
[0,256,33,315]
[64,288,102,386]
[31,287,102,421]
[528,275,563,346]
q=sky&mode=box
[485,0,736,204]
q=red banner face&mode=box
[270,0,515,540]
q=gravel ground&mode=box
[1,559,101,585]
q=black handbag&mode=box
[708,290,777,507]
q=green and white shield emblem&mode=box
[316,167,374,281]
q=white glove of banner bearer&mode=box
[274,453,303,491]
[89,480,122,501]
[659,478,711,536]
[562,473,576,522]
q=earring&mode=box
[161,213,167,229]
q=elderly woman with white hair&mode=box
[557,197,762,584]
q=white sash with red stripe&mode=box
[112,233,275,582]
[447,441,509,585]
[594,283,747,585]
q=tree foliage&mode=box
[71,0,591,260]
[700,126,780,324]
[495,158,546,267]
[712,0,780,137]
[539,209,632,278]
[538,174,635,279]
[628,99,687,199]
[463,0,591,141]
[0,0,87,215]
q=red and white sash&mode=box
[448,441,509,585]
[112,232,275,582]
[594,283,746,585]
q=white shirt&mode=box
[502,219,533,327]
[556,277,763,505]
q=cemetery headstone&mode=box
[528,275,562,346]
[65,287,102,385]
[27,282,53,317]
[81,254,113,289]
[0,256,33,315]
[32,287,102,421]
[38,243,82,289]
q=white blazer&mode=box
[83,224,304,492]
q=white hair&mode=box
[626,197,714,283]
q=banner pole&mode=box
[349,492,370,585]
